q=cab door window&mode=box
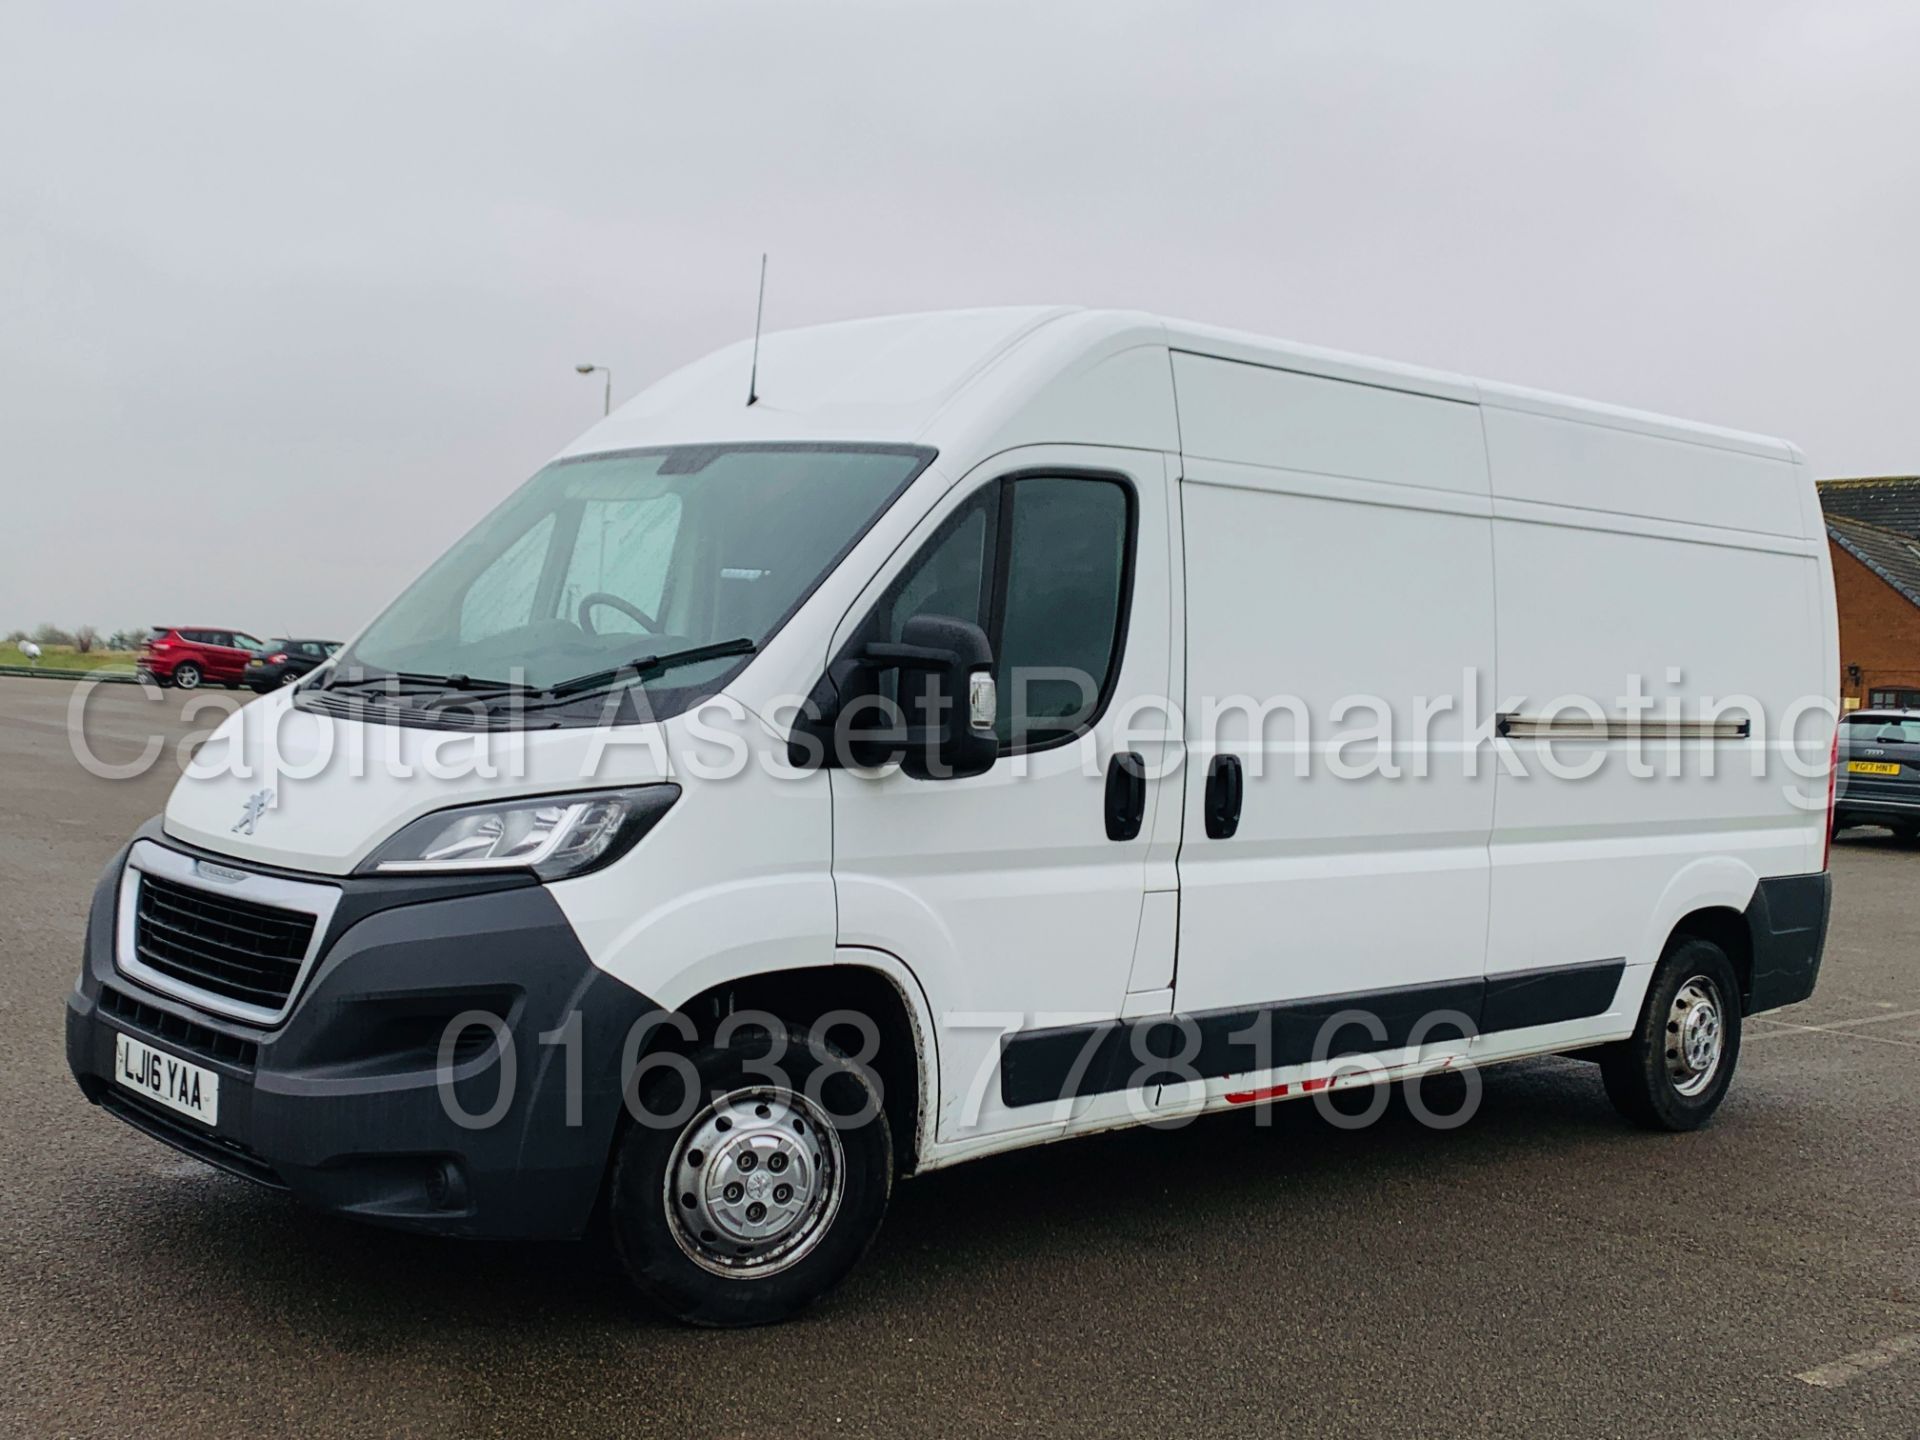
[872,493,994,643]
[860,472,1133,754]
[991,477,1130,748]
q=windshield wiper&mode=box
[320,669,541,713]
[414,674,544,710]
[320,669,469,694]
[538,637,759,704]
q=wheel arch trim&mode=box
[653,947,941,1178]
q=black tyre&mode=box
[608,1024,893,1327]
[1599,938,1742,1131]
[172,661,202,690]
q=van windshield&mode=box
[333,444,931,707]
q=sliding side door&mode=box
[1166,354,1497,1106]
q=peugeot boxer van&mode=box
[68,309,1837,1326]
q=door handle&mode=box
[1204,754,1243,839]
[1105,751,1147,842]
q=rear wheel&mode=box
[171,661,202,690]
[608,1025,893,1327]
[1600,938,1741,1131]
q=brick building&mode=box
[1817,476,1920,711]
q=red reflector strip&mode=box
[1223,1082,1289,1105]
[1225,1075,1337,1104]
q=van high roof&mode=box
[563,306,1797,466]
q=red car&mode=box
[136,627,267,690]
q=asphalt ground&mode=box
[1,675,1915,1437]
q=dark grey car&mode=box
[1834,710,1920,839]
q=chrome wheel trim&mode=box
[664,1086,845,1279]
[174,665,200,689]
[1665,974,1726,1098]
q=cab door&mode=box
[828,446,1180,1151]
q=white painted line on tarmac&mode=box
[1744,1018,1920,1050]
[1817,1007,1920,1029]
[1795,1331,1920,1389]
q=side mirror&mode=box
[785,614,1000,779]
[862,614,998,780]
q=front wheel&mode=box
[1599,938,1742,1131]
[607,1025,893,1327]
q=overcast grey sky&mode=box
[3,0,1916,638]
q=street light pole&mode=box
[575,363,612,416]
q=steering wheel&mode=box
[577,591,660,635]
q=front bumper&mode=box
[67,822,656,1238]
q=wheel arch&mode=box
[1642,856,1761,1005]
[664,952,937,1177]
[1665,907,1755,1012]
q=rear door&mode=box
[179,630,218,674]
[186,631,224,678]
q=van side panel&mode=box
[1169,353,1489,495]
[1480,403,1804,537]
[1482,404,1828,1028]
[1169,354,1496,1036]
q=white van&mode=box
[68,308,1837,1326]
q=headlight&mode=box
[360,785,680,880]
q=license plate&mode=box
[114,1033,219,1127]
[1848,761,1901,776]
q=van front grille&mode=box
[97,986,260,1068]
[132,873,317,1016]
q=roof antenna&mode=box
[746,252,767,407]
